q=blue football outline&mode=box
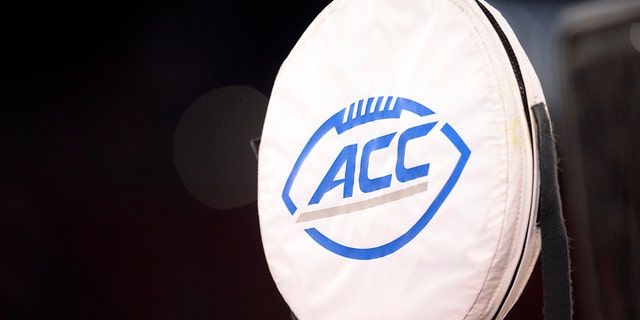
[281,97,471,260]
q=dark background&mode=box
[3,1,330,318]
[3,0,636,319]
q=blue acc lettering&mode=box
[280,96,470,260]
[309,121,435,205]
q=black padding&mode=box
[533,103,573,320]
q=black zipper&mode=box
[474,1,533,319]
[475,0,531,132]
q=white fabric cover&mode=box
[258,0,546,318]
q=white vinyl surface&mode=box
[258,0,545,318]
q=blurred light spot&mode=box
[631,22,640,52]
[173,86,268,210]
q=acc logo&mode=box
[282,96,470,260]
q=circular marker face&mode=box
[174,85,267,210]
[257,0,546,319]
